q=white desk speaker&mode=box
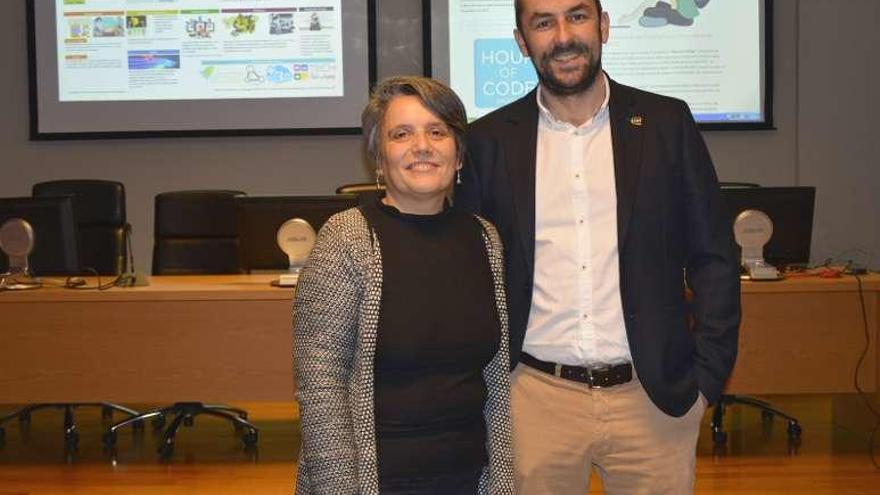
[733,209,780,280]
[275,218,316,286]
[0,218,34,275]
[0,218,40,290]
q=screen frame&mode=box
[236,194,359,271]
[0,196,81,276]
[422,0,774,131]
[720,186,816,268]
[27,0,378,140]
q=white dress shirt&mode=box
[524,75,632,366]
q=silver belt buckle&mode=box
[586,367,599,388]
[587,364,610,389]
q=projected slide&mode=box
[442,0,767,125]
[55,0,344,102]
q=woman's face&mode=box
[378,95,459,214]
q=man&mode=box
[456,0,740,492]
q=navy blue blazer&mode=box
[457,78,741,417]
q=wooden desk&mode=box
[0,275,295,403]
[727,274,879,394]
[0,274,877,403]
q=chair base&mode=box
[103,402,258,458]
[0,402,140,450]
[711,394,802,447]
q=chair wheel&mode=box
[158,442,174,459]
[157,433,176,457]
[102,431,117,447]
[787,422,802,439]
[65,431,79,447]
[787,432,802,454]
[712,430,728,444]
[151,415,166,430]
[243,429,258,447]
[183,415,194,427]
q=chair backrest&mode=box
[335,182,384,195]
[152,190,246,275]
[719,182,761,189]
[32,180,127,275]
[335,183,384,206]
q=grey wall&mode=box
[1,0,877,271]
[796,0,879,268]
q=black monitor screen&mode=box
[720,186,816,268]
[237,195,359,271]
[0,196,80,275]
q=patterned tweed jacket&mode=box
[293,207,515,494]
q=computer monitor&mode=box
[236,195,359,271]
[719,186,816,268]
[0,196,80,275]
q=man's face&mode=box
[514,0,609,96]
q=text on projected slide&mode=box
[447,0,763,123]
[56,0,344,102]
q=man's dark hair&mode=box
[515,0,604,33]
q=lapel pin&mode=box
[629,115,644,127]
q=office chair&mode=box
[32,180,129,275]
[335,182,384,207]
[710,396,801,447]
[710,182,803,447]
[683,288,802,448]
[0,182,140,451]
[335,182,384,195]
[719,182,760,189]
[0,403,140,450]
[152,190,245,275]
[104,190,257,457]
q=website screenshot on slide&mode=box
[56,0,344,102]
[448,0,763,123]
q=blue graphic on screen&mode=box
[266,65,293,83]
[128,50,180,70]
[695,112,763,122]
[474,39,537,109]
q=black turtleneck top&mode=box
[362,198,500,481]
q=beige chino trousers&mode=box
[511,363,706,494]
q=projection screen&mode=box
[426,0,773,130]
[28,0,376,139]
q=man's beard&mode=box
[533,40,602,97]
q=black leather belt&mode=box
[521,353,633,388]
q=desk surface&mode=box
[1,274,878,402]
[1,274,293,302]
[741,273,879,293]
[3,272,875,297]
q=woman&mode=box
[293,76,514,494]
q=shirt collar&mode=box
[537,73,610,133]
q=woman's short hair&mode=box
[362,76,468,167]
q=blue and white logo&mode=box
[474,39,537,109]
